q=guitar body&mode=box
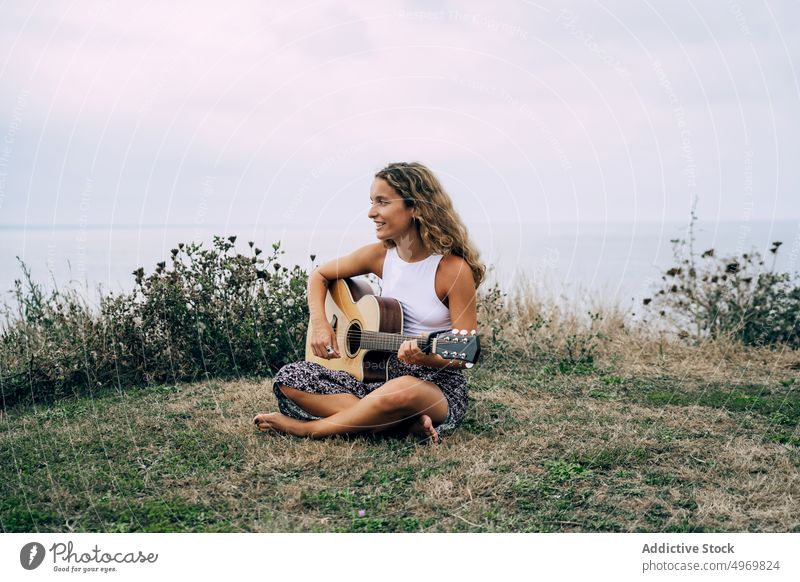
[305,278,404,382]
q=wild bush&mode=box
[644,234,800,348]
[0,237,309,409]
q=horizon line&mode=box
[2,218,799,230]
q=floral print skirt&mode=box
[271,354,468,437]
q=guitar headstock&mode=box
[427,329,480,367]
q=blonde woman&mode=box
[254,162,485,443]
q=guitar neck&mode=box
[353,330,432,353]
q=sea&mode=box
[2,220,799,310]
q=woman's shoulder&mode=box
[356,242,387,276]
[318,243,387,281]
[434,253,475,306]
[368,242,388,260]
[438,253,468,272]
[436,254,472,285]
[357,242,386,255]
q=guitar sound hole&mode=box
[346,323,362,355]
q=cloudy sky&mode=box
[1,0,798,231]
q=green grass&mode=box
[1,354,799,533]
[636,381,799,447]
[642,383,798,422]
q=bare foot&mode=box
[408,414,439,444]
[253,412,310,437]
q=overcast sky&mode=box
[1,0,798,230]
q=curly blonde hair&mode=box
[375,162,486,288]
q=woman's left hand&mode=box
[398,339,427,366]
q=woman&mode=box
[254,162,485,443]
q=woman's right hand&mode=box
[310,319,341,359]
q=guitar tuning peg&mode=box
[470,330,477,336]
[452,328,459,334]
[459,329,467,336]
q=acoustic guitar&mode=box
[305,277,480,382]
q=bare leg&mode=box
[277,385,359,418]
[255,376,448,442]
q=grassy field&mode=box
[2,336,798,533]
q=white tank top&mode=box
[379,246,452,336]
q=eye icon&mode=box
[20,542,46,570]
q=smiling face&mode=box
[368,177,417,241]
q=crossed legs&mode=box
[277,385,359,418]
[276,386,412,436]
[254,375,449,442]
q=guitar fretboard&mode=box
[341,329,431,353]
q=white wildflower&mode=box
[284,298,295,307]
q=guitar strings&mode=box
[337,329,428,350]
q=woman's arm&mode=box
[398,256,478,369]
[307,243,384,359]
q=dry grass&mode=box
[2,287,798,532]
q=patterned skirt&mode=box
[271,354,468,437]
